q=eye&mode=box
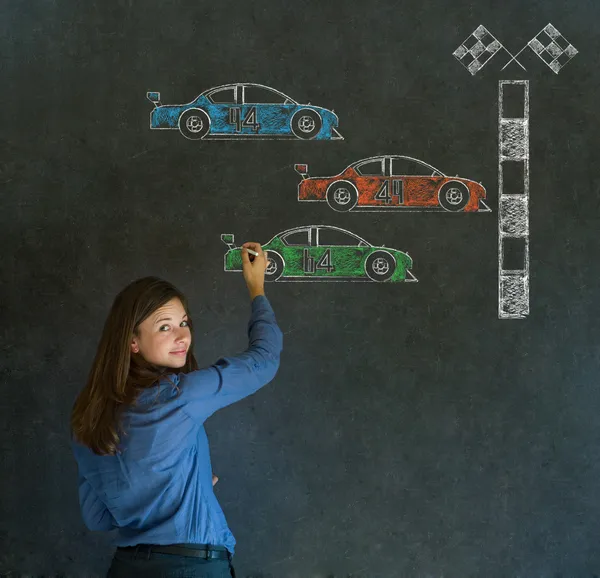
[181,320,189,327]
[159,325,170,332]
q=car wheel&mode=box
[178,109,210,140]
[265,251,284,282]
[291,109,322,139]
[365,251,396,282]
[438,181,470,211]
[326,181,358,212]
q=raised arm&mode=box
[177,243,283,422]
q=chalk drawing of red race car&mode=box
[295,155,490,212]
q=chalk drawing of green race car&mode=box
[221,225,416,282]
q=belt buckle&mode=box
[203,546,214,560]
[132,544,148,561]
[139,544,153,561]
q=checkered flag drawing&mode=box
[453,25,503,75]
[527,23,578,74]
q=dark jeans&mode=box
[106,545,237,578]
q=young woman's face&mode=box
[131,297,192,369]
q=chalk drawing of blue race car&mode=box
[146,83,343,141]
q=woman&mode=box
[70,243,283,578]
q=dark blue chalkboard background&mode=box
[2,0,599,576]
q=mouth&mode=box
[169,350,187,356]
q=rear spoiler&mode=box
[221,234,237,251]
[146,92,161,107]
[294,164,309,179]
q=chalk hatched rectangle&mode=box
[499,274,529,318]
[500,160,527,195]
[500,119,528,160]
[501,237,528,271]
[499,196,529,236]
[501,83,526,118]
[498,80,530,320]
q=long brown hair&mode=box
[70,277,198,456]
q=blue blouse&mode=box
[71,295,283,555]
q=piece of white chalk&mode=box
[245,248,259,257]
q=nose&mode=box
[175,326,190,345]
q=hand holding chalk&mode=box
[241,242,268,300]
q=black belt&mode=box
[117,543,230,560]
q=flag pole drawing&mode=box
[498,81,530,319]
[453,23,577,319]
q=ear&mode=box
[130,337,140,354]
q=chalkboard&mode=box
[2,1,600,576]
